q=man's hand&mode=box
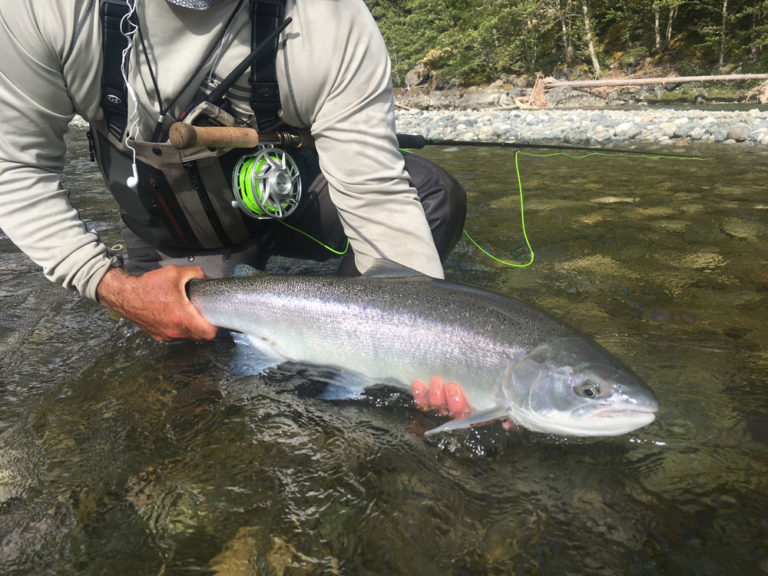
[96,265,218,342]
[412,376,517,430]
[411,376,472,419]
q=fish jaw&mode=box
[583,405,657,435]
[502,338,660,437]
[507,403,657,437]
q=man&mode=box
[0,0,469,411]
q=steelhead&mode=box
[188,267,659,437]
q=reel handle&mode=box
[169,123,262,150]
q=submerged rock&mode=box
[721,217,765,240]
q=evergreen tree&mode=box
[366,0,768,85]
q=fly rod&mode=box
[394,133,704,159]
[207,17,292,107]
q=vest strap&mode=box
[249,0,285,130]
[99,0,287,135]
[100,0,135,139]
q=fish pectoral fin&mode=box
[423,406,510,436]
[230,331,284,377]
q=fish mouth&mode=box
[572,399,658,420]
[521,403,658,437]
[592,407,657,419]
[558,404,657,436]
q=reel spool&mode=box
[232,145,302,219]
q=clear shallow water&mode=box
[0,128,766,574]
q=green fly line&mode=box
[276,218,350,256]
[463,148,706,269]
[271,147,704,267]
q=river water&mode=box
[0,127,766,574]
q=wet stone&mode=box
[726,123,751,142]
[721,218,765,241]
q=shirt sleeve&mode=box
[279,0,444,278]
[0,2,111,301]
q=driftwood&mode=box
[530,73,768,107]
[544,73,768,88]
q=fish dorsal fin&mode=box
[423,406,510,436]
[363,259,429,279]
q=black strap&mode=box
[99,0,286,138]
[249,0,285,130]
[100,0,134,139]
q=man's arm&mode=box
[279,0,444,278]
[0,2,110,300]
[0,2,217,341]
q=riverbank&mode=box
[393,77,768,148]
[69,101,768,148]
[394,107,768,148]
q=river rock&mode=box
[614,122,641,139]
[405,62,429,88]
[726,123,751,142]
[674,123,693,138]
[679,252,727,270]
[658,122,677,137]
[721,218,764,240]
[711,127,729,143]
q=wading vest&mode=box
[91,0,295,252]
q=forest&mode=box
[364,0,768,87]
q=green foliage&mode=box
[365,0,768,86]
[617,46,651,70]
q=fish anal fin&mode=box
[424,406,510,436]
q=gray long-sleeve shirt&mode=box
[0,0,443,301]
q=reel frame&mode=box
[231,145,302,220]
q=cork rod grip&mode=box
[169,122,262,149]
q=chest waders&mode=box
[91,1,467,276]
[91,0,300,252]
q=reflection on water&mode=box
[0,127,766,574]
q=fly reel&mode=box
[231,145,302,219]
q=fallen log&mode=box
[543,73,768,89]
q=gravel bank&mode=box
[394,107,768,147]
[71,107,768,147]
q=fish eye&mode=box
[575,379,601,398]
